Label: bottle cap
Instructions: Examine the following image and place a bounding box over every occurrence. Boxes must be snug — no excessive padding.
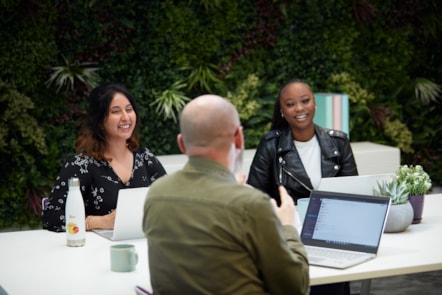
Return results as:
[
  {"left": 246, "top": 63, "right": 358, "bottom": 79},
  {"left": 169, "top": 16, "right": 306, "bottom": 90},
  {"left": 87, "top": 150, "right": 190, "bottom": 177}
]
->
[{"left": 68, "top": 177, "right": 80, "bottom": 187}]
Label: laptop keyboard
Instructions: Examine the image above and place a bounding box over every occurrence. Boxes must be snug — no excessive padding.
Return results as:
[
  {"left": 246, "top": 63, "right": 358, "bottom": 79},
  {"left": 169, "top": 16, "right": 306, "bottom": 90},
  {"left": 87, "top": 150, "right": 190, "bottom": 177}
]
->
[{"left": 307, "top": 247, "right": 367, "bottom": 261}]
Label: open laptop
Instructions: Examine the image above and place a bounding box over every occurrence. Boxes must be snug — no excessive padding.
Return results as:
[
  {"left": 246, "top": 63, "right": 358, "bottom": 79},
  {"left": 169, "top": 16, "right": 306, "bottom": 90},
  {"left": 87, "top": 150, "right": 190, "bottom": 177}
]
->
[
  {"left": 318, "top": 173, "right": 393, "bottom": 195},
  {"left": 300, "top": 190, "right": 390, "bottom": 269},
  {"left": 93, "top": 187, "right": 149, "bottom": 241}
]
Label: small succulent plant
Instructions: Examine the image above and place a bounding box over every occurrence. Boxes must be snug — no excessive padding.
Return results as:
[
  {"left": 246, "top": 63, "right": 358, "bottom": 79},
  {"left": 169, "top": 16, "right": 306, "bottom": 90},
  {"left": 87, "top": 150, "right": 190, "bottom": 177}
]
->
[{"left": 373, "top": 179, "right": 409, "bottom": 205}]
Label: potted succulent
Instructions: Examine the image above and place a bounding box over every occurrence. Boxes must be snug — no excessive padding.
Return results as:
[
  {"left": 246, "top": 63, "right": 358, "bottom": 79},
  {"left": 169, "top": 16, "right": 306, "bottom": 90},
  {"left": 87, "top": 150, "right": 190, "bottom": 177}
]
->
[
  {"left": 373, "top": 179, "right": 413, "bottom": 233},
  {"left": 393, "top": 165, "right": 432, "bottom": 224}
]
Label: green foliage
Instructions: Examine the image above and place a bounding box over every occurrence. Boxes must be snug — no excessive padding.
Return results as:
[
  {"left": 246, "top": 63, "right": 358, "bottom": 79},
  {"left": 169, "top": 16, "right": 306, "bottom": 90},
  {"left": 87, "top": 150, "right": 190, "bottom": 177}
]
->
[
  {"left": 1, "top": 0, "right": 441, "bottom": 229},
  {"left": 225, "top": 73, "right": 268, "bottom": 148},
  {"left": 226, "top": 74, "right": 261, "bottom": 122},
  {"left": 0, "top": 160, "right": 52, "bottom": 229},
  {"left": 413, "top": 78, "right": 442, "bottom": 105},
  {"left": 267, "top": 0, "right": 357, "bottom": 88},
  {"left": 327, "top": 72, "right": 415, "bottom": 153},
  {"left": 181, "top": 64, "right": 223, "bottom": 93},
  {"left": 46, "top": 55, "right": 101, "bottom": 93},
  {"left": 352, "top": 28, "right": 414, "bottom": 93},
  {"left": 151, "top": 81, "right": 190, "bottom": 122},
  {"left": 0, "top": 81, "right": 47, "bottom": 155},
  {"left": 328, "top": 72, "right": 375, "bottom": 105},
  {"left": 0, "top": 82, "right": 51, "bottom": 229},
  {"left": 0, "top": 0, "right": 57, "bottom": 93},
  {"left": 384, "top": 118, "right": 413, "bottom": 154},
  {"left": 190, "top": 0, "right": 224, "bottom": 11},
  {"left": 400, "top": 100, "right": 442, "bottom": 186}
]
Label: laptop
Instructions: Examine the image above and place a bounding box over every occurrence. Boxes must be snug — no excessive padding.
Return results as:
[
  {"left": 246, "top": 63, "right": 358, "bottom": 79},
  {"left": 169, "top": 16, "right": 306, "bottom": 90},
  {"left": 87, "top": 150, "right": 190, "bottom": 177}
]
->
[
  {"left": 318, "top": 173, "right": 393, "bottom": 195},
  {"left": 93, "top": 187, "right": 149, "bottom": 241},
  {"left": 300, "top": 190, "right": 391, "bottom": 269}
]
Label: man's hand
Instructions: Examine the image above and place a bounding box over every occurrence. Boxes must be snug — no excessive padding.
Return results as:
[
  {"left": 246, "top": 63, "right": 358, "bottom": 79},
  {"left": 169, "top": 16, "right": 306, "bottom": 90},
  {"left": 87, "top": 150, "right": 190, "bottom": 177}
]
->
[
  {"left": 235, "top": 173, "right": 247, "bottom": 185},
  {"left": 270, "top": 186, "right": 301, "bottom": 229}
]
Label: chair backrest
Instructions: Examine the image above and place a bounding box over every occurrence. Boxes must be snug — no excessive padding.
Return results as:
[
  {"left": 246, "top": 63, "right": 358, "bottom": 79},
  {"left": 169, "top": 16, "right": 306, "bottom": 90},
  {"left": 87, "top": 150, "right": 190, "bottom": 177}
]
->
[{"left": 41, "top": 197, "right": 48, "bottom": 214}]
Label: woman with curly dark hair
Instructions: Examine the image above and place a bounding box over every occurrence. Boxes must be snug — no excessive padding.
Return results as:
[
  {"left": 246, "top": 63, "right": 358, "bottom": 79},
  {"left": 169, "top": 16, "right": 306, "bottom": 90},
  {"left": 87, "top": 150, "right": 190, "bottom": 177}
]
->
[{"left": 43, "top": 82, "right": 166, "bottom": 232}]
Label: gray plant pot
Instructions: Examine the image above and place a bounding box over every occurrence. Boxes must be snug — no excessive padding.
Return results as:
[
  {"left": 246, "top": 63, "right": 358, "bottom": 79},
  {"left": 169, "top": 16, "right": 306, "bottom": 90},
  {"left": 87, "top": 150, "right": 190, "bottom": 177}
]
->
[{"left": 384, "top": 201, "right": 414, "bottom": 233}]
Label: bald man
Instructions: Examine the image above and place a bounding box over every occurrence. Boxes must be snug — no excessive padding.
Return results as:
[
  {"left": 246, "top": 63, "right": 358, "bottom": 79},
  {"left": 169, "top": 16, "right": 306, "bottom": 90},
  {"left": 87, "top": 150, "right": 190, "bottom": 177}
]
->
[{"left": 143, "top": 95, "right": 309, "bottom": 295}]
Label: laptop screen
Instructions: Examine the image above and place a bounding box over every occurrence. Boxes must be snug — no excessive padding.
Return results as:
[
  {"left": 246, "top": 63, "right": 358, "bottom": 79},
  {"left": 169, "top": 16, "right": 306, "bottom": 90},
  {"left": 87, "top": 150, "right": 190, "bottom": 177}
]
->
[{"left": 301, "top": 190, "right": 390, "bottom": 254}]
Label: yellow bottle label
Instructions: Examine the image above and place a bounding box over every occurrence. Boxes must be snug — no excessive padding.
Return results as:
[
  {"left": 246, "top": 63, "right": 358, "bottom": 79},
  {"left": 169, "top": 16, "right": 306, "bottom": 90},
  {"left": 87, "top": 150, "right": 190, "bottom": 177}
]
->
[{"left": 67, "top": 221, "right": 80, "bottom": 235}]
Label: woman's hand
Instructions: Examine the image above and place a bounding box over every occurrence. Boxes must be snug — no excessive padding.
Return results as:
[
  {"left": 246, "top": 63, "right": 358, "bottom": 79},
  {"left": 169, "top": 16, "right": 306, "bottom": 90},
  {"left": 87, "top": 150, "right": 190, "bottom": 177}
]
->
[{"left": 86, "top": 210, "right": 116, "bottom": 231}]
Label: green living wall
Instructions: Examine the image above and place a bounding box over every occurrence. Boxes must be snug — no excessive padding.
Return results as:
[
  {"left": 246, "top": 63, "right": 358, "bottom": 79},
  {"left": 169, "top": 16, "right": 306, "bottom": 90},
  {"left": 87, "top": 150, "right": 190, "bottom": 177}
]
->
[{"left": 1, "top": 0, "right": 441, "bottom": 229}]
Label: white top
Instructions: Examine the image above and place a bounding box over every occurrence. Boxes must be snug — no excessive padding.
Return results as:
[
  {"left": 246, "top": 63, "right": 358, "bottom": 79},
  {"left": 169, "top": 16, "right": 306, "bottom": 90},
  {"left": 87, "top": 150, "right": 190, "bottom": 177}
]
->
[{"left": 294, "top": 135, "right": 322, "bottom": 189}]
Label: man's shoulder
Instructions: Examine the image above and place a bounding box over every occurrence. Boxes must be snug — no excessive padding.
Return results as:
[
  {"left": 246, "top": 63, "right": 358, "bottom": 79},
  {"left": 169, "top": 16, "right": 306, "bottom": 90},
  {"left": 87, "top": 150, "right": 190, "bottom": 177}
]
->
[
  {"left": 234, "top": 183, "right": 267, "bottom": 195},
  {"left": 229, "top": 184, "right": 272, "bottom": 207},
  {"left": 149, "top": 171, "right": 180, "bottom": 187}
]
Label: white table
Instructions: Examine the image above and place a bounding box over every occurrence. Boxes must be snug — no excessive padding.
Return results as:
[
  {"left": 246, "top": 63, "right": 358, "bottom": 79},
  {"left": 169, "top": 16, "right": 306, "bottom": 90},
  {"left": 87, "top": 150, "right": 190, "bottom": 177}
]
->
[
  {"left": 310, "top": 193, "right": 442, "bottom": 286},
  {"left": 0, "top": 230, "right": 151, "bottom": 295},
  {"left": 1, "top": 194, "right": 441, "bottom": 295}
]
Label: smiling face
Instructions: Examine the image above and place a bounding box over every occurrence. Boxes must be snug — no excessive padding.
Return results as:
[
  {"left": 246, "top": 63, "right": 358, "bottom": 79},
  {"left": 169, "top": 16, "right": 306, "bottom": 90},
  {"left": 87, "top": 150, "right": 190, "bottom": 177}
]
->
[
  {"left": 279, "top": 82, "right": 316, "bottom": 139},
  {"left": 103, "top": 92, "right": 137, "bottom": 142}
]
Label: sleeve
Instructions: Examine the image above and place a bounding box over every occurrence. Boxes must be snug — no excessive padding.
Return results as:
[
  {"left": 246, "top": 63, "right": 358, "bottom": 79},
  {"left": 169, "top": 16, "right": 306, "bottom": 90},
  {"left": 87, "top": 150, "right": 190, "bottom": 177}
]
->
[
  {"left": 137, "top": 148, "right": 167, "bottom": 184},
  {"left": 247, "top": 137, "right": 276, "bottom": 197},
  {"left": 244, "top": 196, "right": 310, "bottom": 295},
  {"left": 42, "top": 155, "right": 91, "bottom": 232},
  {"left": 148, "top": 153, "right": 167, "bottom": 181}
]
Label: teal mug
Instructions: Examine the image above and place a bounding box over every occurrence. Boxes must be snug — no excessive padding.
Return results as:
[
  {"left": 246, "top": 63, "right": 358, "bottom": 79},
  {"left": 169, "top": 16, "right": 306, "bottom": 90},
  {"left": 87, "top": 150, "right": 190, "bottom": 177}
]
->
[{"left": 110, "top": 244, "right": 138, "bottom": 272}]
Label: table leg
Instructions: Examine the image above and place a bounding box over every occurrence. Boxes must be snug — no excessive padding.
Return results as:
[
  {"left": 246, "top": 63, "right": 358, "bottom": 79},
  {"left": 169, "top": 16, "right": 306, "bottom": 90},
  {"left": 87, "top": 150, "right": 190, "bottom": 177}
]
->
[{"left": 360, "top": 279, "right": 372, "bottom": 295}]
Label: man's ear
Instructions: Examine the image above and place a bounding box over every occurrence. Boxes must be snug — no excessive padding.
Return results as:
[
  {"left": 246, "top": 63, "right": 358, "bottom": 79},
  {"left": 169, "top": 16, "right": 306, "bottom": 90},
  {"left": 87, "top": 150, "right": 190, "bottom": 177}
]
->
[
  {"left": 177, "top": 134, "right": 186, "bottom": 154},
  {"left": 234, "top": 126, "right": 244, "bottom": 150}
]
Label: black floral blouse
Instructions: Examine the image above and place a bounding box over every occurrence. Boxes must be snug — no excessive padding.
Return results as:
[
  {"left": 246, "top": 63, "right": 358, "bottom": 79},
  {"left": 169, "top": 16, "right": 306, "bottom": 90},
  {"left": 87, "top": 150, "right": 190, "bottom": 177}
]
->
[{"left": 42, "top": 147, "right": 167, "bottom": 232}]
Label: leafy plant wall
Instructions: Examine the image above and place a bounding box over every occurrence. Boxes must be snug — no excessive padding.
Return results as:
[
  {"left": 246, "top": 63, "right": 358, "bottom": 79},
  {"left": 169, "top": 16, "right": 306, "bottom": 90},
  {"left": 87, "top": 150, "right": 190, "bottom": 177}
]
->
[{"left": 1, "top": 0, "right": 441, "bottom": 229}]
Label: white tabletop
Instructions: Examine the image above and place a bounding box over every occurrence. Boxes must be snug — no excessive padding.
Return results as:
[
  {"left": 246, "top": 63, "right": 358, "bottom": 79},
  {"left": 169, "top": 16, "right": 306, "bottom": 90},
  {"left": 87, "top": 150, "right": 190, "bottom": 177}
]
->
[
  {"left": 1, "top": 194, "right": 441, "bottom": 295},
  {"left": 310, "top": 193, "right": 442, "bottom": 285},
  {"left": 0, "top": 230, "right": 151, "bottom": 295}
]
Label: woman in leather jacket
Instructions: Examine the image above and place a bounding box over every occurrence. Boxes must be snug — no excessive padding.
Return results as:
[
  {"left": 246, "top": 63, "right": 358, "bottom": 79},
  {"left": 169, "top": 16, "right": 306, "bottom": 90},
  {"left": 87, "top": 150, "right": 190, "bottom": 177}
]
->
[
  {"left": 248, "top": 79, "right": 358, "bottom": 204},
  {"left": 247, "top": 78, "right": 357, "bottom": 295}
]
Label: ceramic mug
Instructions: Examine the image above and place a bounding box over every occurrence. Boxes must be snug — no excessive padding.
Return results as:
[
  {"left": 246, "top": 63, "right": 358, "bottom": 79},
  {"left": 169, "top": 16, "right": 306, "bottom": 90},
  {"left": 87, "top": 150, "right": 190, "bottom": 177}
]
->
[{"left": 110, "top": 244, "right": 138, "bottom": 272}]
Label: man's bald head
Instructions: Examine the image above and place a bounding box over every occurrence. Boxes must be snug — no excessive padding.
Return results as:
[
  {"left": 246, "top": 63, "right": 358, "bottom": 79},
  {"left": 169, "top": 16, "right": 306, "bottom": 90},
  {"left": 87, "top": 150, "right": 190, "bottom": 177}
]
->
[{"left": 179, "top": 95, "right": 240, "bottom": 152}]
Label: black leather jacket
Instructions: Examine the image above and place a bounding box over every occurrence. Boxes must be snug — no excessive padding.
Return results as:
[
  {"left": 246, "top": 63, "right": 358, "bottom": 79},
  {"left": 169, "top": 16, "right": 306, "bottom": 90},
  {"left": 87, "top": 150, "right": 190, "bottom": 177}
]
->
[{"left": 247, "top": 125, "right": 358, "bottom": 204}]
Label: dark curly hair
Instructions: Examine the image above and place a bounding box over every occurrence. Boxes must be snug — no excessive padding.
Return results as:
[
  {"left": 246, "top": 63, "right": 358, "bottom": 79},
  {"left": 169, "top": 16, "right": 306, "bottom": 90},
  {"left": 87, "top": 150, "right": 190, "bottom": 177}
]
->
[{"left": 75, "top": 82, "right": 141, "bottom": 161}]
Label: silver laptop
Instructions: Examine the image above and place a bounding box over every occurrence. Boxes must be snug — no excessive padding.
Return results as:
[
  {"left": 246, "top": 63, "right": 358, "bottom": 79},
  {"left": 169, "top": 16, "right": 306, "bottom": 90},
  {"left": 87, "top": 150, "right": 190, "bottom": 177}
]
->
[
  {"left": 318, "top": 173, "right": 393, "bottom": 195},
  {"left": 93, "top": 187, "right": 149, "bottom": 241},
  {"left": 300, "top": 190, "right": 390, "bottom": 269}
]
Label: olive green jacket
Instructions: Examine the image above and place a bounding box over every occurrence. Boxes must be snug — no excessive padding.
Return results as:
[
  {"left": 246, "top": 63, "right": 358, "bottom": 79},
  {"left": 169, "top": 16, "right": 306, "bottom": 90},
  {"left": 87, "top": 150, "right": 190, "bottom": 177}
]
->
[{"left": 143, "top": 156, "right": 309, "bottom": 295}]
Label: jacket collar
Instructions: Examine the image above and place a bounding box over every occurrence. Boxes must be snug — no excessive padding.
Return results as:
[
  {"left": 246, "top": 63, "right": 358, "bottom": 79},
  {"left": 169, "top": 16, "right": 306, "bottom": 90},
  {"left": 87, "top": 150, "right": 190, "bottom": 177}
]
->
[{"left": 276, "top": 125, "right": 341, "bottom": 159}]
